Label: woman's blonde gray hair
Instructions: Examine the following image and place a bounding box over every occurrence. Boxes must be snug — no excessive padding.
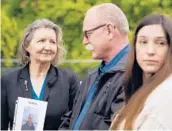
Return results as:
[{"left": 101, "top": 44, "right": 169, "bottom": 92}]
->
[{"left": 19, "top": 19, "right": 66, "bottom": 65}]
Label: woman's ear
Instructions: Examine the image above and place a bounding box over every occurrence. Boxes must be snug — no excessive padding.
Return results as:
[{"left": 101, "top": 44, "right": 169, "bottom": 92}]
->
[
  {"left": 24, "top": 44, "right": 31, "bottom": 53},
  {"left": 24, "top": 47, "right": 29, "bottom": 55},
  {"left": 24, "top": 47, "right": 28, "bottom": 52}
]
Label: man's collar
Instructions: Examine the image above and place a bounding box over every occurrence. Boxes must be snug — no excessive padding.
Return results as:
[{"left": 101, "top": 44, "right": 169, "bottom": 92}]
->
[
  {"left": 89, "top": 44, "right": 130, "bottom": 75},
  {"left": 99, "top": 44, "right": 130, "bottom": 73}
]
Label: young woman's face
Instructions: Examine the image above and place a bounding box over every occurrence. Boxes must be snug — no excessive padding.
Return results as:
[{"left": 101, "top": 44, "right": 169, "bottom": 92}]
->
[
  {"left": 136, "top": 24, "right": 169, "bottom": 75},
  {"left": 26, "top": 28, "right": 57, "bottom": 64}
]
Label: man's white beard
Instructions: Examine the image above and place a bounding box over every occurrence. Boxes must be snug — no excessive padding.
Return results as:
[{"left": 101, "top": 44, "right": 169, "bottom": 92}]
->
[{"left": 86, "top": 44, "right": 94, "bottom": 51}]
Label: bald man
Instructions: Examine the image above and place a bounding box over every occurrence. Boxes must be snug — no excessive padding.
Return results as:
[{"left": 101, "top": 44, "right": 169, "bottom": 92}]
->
[{"left": 60, "top": 3, "right": 130, "bottom": 130}]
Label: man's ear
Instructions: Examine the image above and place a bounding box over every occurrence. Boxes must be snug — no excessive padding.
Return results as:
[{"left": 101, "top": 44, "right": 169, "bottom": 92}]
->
[{"left": 107, "top": 25, "right": 115, "bottom": 40}]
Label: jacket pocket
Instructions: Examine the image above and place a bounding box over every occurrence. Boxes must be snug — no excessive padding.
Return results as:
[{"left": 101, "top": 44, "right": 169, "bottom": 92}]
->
[{"left": 80, "top": 112, "right": 110, "bottom": 130}]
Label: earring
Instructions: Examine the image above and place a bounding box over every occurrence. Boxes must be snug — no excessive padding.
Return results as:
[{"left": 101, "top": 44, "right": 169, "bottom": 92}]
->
[{"left": 25, "top": 55, "right": 30, "bottom": 65}]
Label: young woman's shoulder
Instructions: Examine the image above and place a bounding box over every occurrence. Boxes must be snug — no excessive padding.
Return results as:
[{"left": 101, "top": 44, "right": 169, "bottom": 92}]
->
[
  {"left": 147, "top": 74, "right": 172, "bottom": 105},
  {"left": 135, "top": 75, "right": 172, "bottom": 130}
]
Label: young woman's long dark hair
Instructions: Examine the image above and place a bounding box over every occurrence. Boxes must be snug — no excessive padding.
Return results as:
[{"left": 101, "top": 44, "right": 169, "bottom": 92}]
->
[{"left": 111, "top": 14, "right": 172, "bottom": 130}]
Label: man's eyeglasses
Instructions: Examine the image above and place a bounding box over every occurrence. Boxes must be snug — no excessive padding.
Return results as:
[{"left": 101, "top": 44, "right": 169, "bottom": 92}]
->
[{"left": 83, "top": 24, "right": 106, "bottom": 39}]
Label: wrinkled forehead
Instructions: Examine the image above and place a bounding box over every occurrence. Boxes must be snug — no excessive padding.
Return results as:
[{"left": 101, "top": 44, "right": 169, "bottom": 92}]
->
[
  {"left": 83, "top": 10, "right": 103, "bottom": 31},
  {"left": 32, "top": 27, "right": 57, "bottom": 39}
]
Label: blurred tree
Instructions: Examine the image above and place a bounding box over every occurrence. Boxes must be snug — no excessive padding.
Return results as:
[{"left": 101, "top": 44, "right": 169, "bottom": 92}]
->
[
  {"left": 1, "top": 8, "right": 20, "bottom": 67},
  {"left": 1, "top": 0, "right": 172, "bottom": 77}
]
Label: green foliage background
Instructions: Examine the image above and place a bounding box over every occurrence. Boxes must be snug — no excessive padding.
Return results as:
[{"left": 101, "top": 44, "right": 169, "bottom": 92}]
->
[{"left": 1, "top": 0, "right": 172, "bottom": 78}]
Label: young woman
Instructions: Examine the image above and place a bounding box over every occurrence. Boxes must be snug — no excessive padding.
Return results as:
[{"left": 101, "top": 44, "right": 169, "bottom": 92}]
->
[
  {"left": 1, "top": 19, "right": 79, "bottom": 130},
  {"left": 110, "top": 14, "right": 172, "bottom": 130}
]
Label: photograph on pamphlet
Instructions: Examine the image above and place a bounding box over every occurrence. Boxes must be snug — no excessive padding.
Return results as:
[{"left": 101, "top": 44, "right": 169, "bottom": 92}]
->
[{"left": 13, "top": 97, "right": 47, "bottom": 130}]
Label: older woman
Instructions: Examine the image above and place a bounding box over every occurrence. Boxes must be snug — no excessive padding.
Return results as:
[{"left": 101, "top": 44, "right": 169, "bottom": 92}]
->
[
  {"left": 110, "top": 14, "right": 172, "bottom": 130},
  {"left": 1, "top": 19, "right": 79, "bottom": 130}
]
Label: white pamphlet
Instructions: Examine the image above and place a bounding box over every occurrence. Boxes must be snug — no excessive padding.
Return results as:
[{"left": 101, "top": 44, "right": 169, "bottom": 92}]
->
[{"left": 13, "top": 97, "right": 47, "bottom": 131}]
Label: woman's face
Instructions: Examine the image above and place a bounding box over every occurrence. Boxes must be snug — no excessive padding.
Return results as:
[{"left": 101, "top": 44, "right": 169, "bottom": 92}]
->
[
  {"left": 26, "top": 28, "right": 57, "bottom": 64},
  {"left": 136, "top": 24, "right": 169, "bottom": 75}
]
